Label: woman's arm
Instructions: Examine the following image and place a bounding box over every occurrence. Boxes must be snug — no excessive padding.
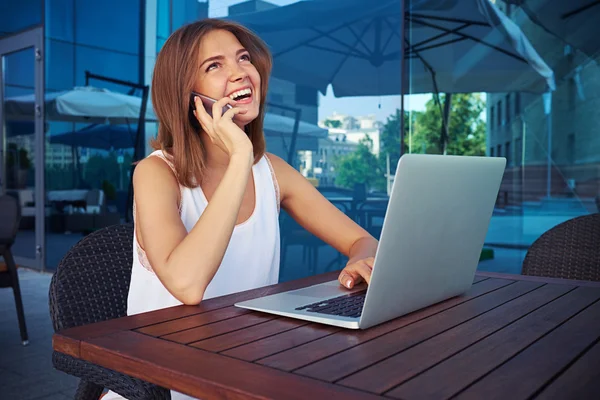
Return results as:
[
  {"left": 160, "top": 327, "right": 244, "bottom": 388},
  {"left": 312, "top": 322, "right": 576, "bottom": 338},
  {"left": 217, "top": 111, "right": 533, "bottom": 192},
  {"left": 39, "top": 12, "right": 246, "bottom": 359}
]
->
[
  {"left": 134, "top": 150, "right": 254, "bottom": 305},
  {"left": 268, "top": 153, "right": 378, "bottom": 288}
]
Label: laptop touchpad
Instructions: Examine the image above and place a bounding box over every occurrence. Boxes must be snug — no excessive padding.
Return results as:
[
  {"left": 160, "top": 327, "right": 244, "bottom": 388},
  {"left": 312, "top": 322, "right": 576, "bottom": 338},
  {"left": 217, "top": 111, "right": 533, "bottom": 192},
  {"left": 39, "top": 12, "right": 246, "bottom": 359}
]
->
[{"left": 289, "top": 283, "right": 360, "bottom": 298}]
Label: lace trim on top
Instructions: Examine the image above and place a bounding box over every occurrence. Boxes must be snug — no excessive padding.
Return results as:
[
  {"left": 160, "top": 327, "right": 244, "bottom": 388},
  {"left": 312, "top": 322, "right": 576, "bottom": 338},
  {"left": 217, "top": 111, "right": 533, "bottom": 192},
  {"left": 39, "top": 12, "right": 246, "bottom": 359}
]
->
[
  {"left": 264, "top": 154, "right": 281, "bottom": 213},
  {"left": 133, "top": 152, "right": 183, "bottom": 273}
]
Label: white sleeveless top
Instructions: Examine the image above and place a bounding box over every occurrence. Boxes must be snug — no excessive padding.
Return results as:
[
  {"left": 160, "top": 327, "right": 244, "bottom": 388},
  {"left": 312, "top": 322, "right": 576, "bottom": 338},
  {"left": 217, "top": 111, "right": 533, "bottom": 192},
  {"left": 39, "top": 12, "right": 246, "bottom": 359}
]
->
[{"left": 126, "top": 150, "right": 281, "bottom": 316}]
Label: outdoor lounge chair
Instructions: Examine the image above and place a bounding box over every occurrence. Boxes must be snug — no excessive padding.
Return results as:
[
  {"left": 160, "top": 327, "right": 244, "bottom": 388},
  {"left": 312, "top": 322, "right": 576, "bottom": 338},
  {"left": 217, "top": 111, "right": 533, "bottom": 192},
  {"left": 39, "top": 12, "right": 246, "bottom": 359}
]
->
[
  {"left": 49, "top": 223, "right": 170, "bottom": 399},
  {"left": 521, "top": 213, "right": 600, "bottom": 281},
  {"left": 0, "top": 194, "right": 29, "bottom": 345}
]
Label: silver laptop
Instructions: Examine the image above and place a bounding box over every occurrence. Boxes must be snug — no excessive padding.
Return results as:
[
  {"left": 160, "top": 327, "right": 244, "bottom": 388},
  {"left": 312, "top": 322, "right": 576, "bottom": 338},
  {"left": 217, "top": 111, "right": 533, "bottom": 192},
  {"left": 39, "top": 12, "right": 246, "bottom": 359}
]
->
[{"left": 235, "top": 154, "right": 507, "bottom": 329}]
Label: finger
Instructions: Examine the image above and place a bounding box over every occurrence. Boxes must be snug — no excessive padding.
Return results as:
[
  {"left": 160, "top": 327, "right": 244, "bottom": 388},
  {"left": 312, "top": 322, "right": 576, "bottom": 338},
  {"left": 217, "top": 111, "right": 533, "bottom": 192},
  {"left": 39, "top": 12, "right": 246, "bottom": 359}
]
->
[
  {"left": 350, "top": 261, "right": 372, "bottom": 285},
  {"left": 338, "top": 271, "right": 356, "bottom": 289},
  {"left": 212, "top": 97, "right": 238, "bottom": 122},
  {"left": 364, "top": 257, "right": 375, "bottom": 269},
  {"left": 344, "top": 261, "right": 373, "bottom": 288},
  {"left": 193, "top": 97, "right": 213, "bottom": 130},
  {"left": 220, "top": 106, "right": 248, "bottom": 121},
  {"left": 339, "top": 262, "right": 371, "bottom": 289}
]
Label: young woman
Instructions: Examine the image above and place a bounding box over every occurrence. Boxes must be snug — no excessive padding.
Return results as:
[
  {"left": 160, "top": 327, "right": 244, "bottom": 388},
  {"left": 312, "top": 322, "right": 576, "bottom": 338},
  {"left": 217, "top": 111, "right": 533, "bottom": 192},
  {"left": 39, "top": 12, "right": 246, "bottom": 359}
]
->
[{"left": 102, "top": 18, "right": 378, "bottom": 399}]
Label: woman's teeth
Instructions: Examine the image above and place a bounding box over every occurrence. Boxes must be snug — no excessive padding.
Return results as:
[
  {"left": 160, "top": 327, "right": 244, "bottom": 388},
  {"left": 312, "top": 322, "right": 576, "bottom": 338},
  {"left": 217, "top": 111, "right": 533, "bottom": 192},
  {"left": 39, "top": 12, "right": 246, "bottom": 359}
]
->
[{"left": 229, "top": 88, "right": 252, "bottom": 100}]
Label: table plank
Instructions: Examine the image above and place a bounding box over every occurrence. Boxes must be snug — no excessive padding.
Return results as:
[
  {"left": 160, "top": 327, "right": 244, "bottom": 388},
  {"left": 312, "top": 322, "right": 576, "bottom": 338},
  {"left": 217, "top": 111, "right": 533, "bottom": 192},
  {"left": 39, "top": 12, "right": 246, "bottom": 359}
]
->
[
  {"left": 536, "top": 338, "right": 600, "bottom": 400},
  {"left": 257, "top": 277, "right": 512, "bottom": 371},
  {"left": 294, "top": 280, "right": 541, "bottom": 382},
  {"left": 339, "top": 283, "right": 575, "bottom": 394},
  {"left": 80, "top": 331, "right": 381, "bottom": 400},
  {"left": 222, "top": 323, "right": 342, "bottom": 361},
  {"left": 453, "top": 295, "right": 600, "bottom": 400},
  {"left": 135, "top": 306, "right": 249, "bottom": 337},
  {"left": 191, "top": 317, "right": 309, "bottom": 352},
  {"left": 162, "top": 313, "right": 277, "bottom": 344},
  {"left": 387, "top": 286, "right": 600, "bottom": 400},
  {"left": 53, "top": 270, "right": 341, "bottom": 353}
]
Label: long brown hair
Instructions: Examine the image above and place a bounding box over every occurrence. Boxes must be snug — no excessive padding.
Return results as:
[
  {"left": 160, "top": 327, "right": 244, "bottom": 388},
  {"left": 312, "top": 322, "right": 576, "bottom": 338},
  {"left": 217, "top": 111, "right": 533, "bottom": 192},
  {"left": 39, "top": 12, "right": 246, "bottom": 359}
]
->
[{"left": 150, "top": 19, "right": 272, "bottom": 187}]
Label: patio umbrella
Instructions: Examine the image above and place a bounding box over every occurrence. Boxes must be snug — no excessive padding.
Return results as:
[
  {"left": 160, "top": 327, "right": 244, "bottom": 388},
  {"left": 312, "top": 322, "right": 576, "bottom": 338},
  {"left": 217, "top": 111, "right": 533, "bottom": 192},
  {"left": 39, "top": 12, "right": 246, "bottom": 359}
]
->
[
  {"left": 227, "top": 0, "right": 555, "bottom": 155},
  {"left": 227, "top": 0, "right": 555, "bottom": 97},
  {"left": 48, "top": 124, "right": 137, "bottom": 150},
  {"left": 504, "top": 0, "right": 600, "bottom": 58},
  {"left": 4, "top": 86, "right": 156, "bottom": 124}
]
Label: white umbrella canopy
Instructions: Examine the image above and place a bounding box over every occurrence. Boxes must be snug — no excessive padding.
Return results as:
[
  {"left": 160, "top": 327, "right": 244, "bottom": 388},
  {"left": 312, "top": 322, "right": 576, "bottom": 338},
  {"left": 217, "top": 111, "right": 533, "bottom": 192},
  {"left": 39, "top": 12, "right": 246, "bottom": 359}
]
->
[
  {"left": 4, "top": 86, "right": 157, "bottom": 124},
  {"left": 227, "top": 0, "right": 555, "bottom": 97},
  {"left": 504, "top": 0, "right": 600, "bottom": 58}
]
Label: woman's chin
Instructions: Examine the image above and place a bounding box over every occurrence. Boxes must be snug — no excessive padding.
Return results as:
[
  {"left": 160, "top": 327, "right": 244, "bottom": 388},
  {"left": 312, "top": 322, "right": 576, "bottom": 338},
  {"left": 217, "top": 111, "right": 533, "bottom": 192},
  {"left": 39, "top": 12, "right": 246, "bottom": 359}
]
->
[{"left": 235, "top": 110, "right": 260, "bottom": 126}]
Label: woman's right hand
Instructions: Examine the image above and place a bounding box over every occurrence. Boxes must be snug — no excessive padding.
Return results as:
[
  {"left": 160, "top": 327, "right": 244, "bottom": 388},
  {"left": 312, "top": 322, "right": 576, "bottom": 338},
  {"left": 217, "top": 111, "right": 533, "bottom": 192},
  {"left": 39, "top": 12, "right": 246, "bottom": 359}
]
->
[{"left": 192, "top": 96, "right": 253, "bottom": 157}]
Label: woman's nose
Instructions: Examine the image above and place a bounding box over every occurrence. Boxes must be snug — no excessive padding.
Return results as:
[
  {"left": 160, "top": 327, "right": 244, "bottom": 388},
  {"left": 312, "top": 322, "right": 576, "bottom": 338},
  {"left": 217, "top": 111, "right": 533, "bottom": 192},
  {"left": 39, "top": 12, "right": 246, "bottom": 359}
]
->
[{"left": 229, "top": 64, "right": 247, "bottom": 82}]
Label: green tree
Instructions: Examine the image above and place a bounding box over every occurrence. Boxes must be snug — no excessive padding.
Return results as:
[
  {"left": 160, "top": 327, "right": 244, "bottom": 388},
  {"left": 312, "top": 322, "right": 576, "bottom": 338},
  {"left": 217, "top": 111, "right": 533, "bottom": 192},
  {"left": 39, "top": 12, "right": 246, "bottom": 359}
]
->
[
  {"left": 324, "top": 119, "right": 342, "bottom": 128},
  {"left": 376, "top": 109, "right": 416, "bottom": 191},
  {"left": 411, "top": 93, "right": 486, "bottom": 156},
  {"left": 335, "top": 136, "right": 383, "bottom": 190}
]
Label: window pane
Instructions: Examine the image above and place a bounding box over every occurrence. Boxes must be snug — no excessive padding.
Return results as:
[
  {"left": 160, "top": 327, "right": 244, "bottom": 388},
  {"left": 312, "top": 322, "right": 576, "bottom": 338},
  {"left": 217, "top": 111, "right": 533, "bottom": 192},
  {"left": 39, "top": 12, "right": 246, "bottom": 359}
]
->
[
  {"left": 157, "top": 0, "right": 170, "bottom": 39},
  {"left": 74, "top": 45, "right": 138, "bottom": 90},
  {"left": 405, "top": 0, "right": 600, "bottom": 277},
  {"left": 0, "top": 0, "right": 42, "bottom": 38},
  {"left": 74, "top": 0, "right": 139, "bottom": 54},
  {"left": 46, "top": 0, "right": 74, "bottom": 41},
  {"left": 172, "top": 0, "right": 208, "bottom": 31},
  {"left": 46, "top": 38, "right": 74, "bottom": 91}
]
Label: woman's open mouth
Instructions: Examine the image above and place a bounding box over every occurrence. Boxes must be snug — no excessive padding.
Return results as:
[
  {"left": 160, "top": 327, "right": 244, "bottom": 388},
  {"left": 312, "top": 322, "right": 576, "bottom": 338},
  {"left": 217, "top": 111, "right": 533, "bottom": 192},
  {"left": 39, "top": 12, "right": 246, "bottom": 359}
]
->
[{"left": 228, "top": 87, "right": 253, "bottom": 104}]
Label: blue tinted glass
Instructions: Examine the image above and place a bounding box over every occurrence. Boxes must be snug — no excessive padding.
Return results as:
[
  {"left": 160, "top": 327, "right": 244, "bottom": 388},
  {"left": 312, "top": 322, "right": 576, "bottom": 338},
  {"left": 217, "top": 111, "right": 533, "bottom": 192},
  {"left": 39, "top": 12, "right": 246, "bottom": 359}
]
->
[
  {"left": 157, "top": 0, "right": 170, "bottom": 39},
  {"left": 171, "top": 0, "right": 208, "bottom": 31},
  {"left": 156, "top": 37, "right": 167, "bottom": 54},
  {"left": 4, "top": 48, "right": 35, "bottom": 89},
  {"left": 0, "top": 0, "right": 42, "bottom": 38},
  {"left": 45, "top": 0, "right": 74, "bottom": 41},
  {"left": 74, "top": 45, "right": 139, "bottom": 91},
  {"left": 74, "top": 0, "right": 139, "bottom": 54},
  {"left": 46, "top": 38, "right": 74, "bottom": 91}
]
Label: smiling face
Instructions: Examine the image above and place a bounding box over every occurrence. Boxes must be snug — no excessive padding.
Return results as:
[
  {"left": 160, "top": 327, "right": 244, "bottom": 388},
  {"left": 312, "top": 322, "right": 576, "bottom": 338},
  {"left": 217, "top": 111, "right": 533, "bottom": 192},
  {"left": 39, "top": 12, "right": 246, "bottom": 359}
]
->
[{"left": 194, "top": 29, "right": 261, "bottom": 126}]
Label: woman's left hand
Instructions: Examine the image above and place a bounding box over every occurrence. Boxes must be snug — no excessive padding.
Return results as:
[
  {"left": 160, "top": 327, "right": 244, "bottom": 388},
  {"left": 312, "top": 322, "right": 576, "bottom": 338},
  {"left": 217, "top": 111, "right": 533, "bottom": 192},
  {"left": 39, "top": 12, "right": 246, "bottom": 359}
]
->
[{"left": 338, "top": 257, "right": 374, "bottom": 289}]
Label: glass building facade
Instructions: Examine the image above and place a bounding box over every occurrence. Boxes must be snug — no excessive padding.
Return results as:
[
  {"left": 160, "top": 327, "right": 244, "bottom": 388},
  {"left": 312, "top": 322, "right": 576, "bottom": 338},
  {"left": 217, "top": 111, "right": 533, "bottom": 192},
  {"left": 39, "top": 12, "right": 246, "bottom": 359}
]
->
[{"left": 1, "top": 0, "right": 598, "bottom": 282}]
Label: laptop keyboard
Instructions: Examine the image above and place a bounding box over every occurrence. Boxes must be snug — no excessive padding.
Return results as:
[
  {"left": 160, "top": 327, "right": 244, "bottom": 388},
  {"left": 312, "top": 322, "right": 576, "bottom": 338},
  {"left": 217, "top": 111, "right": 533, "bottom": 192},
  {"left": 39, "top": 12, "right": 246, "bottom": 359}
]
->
[{"left": 294, "top": 290, "right": 366, "bottom": 318}]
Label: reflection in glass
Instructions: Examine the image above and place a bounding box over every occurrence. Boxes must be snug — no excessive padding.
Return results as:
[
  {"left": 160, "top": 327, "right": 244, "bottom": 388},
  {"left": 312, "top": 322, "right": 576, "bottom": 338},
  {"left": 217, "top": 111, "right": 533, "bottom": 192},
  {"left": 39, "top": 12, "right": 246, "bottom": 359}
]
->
[{"left": 2, "top": 48, "right": 37, "bottom": 264}]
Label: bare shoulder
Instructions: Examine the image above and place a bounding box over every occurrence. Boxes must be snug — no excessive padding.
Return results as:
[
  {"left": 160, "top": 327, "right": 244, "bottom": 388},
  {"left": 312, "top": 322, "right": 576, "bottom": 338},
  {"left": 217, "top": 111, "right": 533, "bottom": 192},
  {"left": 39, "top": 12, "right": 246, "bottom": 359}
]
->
[
  {"left": 133, "top": 155, "right": 180, "bottom": 203},
  {"left": 133, "top": 156, "right": 178, "bottom": 186},
  {"left": 265, "top": 152, "right": 295, "bottom": 176},
  {"left": 265, "top": 152, "right": 312, "bottom": 203}
]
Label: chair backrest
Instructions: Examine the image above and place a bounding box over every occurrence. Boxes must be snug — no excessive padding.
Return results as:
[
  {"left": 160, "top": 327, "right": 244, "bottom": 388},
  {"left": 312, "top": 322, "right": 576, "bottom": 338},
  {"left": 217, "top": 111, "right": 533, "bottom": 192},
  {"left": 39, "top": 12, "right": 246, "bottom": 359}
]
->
[
  {"left": 49, "top": 223, "right": 134, "bottom": 332},
  {"left": 0, "top": 194, "right": 21, "bottom": 246},
  {"left": 521, "top": 213, "right": 600, "bottom": 282}
]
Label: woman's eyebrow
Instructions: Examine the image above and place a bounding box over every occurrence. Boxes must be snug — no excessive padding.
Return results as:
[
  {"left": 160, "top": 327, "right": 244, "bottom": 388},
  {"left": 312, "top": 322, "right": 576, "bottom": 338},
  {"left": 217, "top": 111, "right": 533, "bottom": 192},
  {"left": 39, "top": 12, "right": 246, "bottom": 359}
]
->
[{"left": 200, "top": 49, "right": 248, "bottom": 67}]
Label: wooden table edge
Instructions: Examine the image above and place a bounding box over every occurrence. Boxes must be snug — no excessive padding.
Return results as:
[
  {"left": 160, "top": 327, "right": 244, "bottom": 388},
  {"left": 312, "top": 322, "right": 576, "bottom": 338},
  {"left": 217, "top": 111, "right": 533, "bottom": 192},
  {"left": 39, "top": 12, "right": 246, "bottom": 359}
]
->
[
  {"left": 476, "top": 271, "right": 600, "bottom": 287},
  {"left": 77, "top": 330, "right": 382, "bottom": 400}
]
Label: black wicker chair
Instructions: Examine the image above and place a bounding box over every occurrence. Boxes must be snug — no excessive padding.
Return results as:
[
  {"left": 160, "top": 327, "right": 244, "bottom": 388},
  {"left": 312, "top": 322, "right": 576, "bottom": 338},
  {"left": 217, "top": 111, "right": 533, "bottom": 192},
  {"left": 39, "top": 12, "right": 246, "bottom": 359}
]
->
[
  {"left": 49, "top": 223, "right": 170, "bottom": 400},
  {"left": 521, "top": 213, "right": 600, "bottom": 282},
  {"left": 0, "top": 194, "right": 29, "bottom": 345}
]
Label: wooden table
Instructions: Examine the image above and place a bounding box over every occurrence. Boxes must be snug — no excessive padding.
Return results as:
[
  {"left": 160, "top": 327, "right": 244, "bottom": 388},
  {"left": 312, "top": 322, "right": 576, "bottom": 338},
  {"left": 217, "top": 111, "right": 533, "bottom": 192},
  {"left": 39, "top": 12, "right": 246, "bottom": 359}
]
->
[{"left": 53, "top": 271, "right": 600, "bottom": 400}]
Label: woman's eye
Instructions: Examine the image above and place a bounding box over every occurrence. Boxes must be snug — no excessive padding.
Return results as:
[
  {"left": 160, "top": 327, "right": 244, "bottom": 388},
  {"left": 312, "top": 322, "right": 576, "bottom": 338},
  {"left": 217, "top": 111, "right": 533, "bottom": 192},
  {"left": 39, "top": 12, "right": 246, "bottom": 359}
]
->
[
  {"left": 240, "top": 54, "right": 251, "bottom": 62},
  {"left": 206, "top": 62, "right": 219, "bottom": 72}
]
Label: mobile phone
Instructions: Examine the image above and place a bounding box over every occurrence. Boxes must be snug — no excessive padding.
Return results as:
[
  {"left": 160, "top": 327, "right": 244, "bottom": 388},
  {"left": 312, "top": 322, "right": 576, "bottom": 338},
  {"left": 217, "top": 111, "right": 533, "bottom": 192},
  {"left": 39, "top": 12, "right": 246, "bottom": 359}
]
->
[{"left": 190, "top": 91, "right": 232, "bottom": 117}]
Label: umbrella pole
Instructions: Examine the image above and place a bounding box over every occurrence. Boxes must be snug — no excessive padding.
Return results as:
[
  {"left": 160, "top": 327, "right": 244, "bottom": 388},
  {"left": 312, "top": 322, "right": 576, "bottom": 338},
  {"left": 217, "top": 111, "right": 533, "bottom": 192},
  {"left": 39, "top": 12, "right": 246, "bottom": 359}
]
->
[
  {"left": 126, "top": 85, "right": 150, "bottom": 222},
  {"left": 441, "top": 93, "right": 452, "bottom": 155}
]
